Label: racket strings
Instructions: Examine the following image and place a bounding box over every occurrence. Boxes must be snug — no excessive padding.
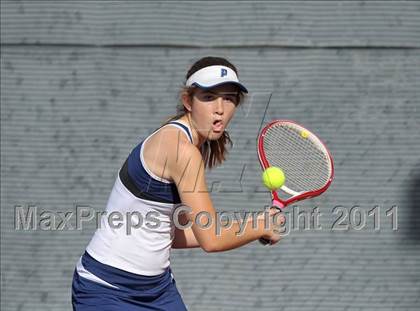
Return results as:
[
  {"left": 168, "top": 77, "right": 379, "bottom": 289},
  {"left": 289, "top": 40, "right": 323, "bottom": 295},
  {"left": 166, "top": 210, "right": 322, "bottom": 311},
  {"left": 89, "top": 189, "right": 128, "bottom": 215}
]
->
[{"left": 263, "top": 125, "right": 331, "bottom": 193}]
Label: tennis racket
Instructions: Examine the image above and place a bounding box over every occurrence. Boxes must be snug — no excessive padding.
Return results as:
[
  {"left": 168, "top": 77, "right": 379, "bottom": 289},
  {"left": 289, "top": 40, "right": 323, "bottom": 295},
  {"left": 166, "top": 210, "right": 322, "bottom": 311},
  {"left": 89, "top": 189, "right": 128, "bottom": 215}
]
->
[{"left": 258, "top": 120, "right": 334, "bottom": 245}]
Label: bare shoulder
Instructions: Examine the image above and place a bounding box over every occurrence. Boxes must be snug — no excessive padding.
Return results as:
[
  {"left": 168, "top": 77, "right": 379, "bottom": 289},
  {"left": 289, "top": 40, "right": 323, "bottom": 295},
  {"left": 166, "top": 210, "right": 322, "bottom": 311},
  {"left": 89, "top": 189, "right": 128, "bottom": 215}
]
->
[
  {"left": 165, "top": 131, "right": 202, "bottom": 174},
  {"left": 142, "top": 124, "right": 200, "bottom": 181},
  {"left": 168, "top": 139, "right": 206, "bottom": 194},
  {"left": 152, "top": 124, "right": 197, "bottom": 157}
]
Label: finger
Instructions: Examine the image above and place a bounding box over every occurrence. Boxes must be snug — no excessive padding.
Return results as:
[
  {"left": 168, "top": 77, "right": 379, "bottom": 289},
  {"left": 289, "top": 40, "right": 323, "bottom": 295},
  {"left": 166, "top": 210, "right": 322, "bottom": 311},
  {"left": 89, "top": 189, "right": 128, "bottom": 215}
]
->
[
  {"left": 269, "top": 207, "right": 281, "bottom": 217},
  {"left": 270, "top": 206, "right": 282, "bottom": 213},
  {"left": 273, "top": 211, "right": 286, "bottom": 225}
]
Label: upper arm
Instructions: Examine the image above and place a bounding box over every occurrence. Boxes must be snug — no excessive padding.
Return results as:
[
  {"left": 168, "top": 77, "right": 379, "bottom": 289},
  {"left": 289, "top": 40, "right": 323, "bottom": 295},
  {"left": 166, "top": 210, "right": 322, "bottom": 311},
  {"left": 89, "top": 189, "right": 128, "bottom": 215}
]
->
[{"left": 168, "top": 142, "right": 217, "bottom": 251}]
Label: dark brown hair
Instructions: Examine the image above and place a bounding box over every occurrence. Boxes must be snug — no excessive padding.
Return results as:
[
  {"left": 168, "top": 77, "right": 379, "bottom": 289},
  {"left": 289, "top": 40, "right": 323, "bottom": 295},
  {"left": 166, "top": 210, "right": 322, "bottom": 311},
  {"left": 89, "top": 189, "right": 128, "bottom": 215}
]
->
[{"left": 165, "top": 56, "right": 246, "bottom": 169}]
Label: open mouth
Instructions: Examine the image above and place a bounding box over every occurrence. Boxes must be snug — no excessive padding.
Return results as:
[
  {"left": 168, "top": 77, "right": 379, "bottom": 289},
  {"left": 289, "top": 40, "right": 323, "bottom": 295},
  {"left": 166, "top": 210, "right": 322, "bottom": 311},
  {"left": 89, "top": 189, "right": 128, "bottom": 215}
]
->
[{"left": 212, "top": 120, "right": 223, "bottom": 132}]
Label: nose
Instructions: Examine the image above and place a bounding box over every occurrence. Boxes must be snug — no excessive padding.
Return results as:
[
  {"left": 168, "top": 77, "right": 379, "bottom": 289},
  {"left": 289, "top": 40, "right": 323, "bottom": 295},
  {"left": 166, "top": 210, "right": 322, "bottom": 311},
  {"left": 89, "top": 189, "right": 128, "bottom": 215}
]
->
[{"left": 215, "top": 97, "right": 224, "bottom": 115}]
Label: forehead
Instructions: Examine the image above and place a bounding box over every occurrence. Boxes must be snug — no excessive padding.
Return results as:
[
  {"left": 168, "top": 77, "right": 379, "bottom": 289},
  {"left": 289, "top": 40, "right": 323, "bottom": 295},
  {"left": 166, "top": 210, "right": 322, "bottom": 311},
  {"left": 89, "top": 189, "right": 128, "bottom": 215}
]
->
[{"left": 197, "top": 83, "right": 240, "bottom": 94}]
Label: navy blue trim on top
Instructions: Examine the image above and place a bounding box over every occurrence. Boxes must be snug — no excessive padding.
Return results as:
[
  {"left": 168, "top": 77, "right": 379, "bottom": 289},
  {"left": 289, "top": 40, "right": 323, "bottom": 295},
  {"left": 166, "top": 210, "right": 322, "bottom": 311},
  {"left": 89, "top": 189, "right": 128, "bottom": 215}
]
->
[
  {"left": 119, "top": 141, "right": 181, "bottom": 204},
  {"left": 119, "top": 158, "right": 179, "bottom": 204},
  {"left": 167, "top": 121, "right": 193, "bottom": 143},
  {"left": 118, "top": 121, "right": 193, "bottom": 205}
]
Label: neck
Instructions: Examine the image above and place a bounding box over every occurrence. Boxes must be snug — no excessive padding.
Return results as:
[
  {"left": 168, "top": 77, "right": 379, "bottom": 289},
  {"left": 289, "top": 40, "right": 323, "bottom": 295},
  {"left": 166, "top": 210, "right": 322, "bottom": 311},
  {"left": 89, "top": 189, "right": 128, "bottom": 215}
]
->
[{"left": 179, "top": 114, "right": 207, "bottom": 148}]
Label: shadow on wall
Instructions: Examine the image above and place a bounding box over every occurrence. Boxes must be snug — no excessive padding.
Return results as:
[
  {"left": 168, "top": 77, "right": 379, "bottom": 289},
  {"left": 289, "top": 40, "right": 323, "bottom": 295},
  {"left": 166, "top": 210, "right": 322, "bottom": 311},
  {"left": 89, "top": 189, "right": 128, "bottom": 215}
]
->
[{"left": 407, "top": 162, "right": 420, "bottom": 244}]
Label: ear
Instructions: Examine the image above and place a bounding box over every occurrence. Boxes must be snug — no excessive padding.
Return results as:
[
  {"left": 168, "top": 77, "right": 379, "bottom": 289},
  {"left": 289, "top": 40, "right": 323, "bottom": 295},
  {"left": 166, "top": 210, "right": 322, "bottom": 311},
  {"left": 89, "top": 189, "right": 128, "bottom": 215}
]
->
[{"left": 181, "top": 92, "right": 192, "bottom": 112}]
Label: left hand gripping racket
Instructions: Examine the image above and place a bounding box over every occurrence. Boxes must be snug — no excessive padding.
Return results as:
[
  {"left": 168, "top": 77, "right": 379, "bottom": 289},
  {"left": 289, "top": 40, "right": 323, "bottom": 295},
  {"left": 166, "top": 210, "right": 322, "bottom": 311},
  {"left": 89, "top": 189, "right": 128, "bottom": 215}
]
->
[{"left": 258, "top": 120, "right": 334, "bottom": 245}]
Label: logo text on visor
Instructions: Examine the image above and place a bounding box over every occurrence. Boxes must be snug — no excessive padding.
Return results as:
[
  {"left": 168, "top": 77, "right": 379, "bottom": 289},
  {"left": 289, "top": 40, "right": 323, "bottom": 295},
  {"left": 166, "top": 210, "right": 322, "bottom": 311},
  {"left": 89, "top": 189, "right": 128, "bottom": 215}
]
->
[{"left": 184, "top": 65, "right": 248, "bottom": 93}]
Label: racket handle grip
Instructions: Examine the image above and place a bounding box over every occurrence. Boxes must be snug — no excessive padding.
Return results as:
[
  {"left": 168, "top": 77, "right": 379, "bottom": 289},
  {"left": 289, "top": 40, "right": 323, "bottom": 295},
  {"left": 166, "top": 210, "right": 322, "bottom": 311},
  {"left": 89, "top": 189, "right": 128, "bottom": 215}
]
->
[
  {"left": 259, "top": 237, "right": 271, "bottom": 245},
  {"left": 258, "top": 204, "right": 284, "bottom": 246}
]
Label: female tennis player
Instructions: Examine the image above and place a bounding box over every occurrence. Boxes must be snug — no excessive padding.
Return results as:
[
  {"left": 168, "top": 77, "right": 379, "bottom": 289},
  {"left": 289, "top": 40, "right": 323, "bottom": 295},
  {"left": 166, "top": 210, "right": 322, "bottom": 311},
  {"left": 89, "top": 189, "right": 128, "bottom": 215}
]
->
[{"left": 72, "top": 56, "right": 284, "bottom": 310}]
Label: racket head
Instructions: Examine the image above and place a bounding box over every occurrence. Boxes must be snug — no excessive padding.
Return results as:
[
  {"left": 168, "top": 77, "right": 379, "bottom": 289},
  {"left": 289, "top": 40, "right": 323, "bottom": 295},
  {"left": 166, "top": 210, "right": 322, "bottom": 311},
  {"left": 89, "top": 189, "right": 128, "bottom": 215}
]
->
[{"left": 258, "top": 120, "right": 334, "bottom": 208}]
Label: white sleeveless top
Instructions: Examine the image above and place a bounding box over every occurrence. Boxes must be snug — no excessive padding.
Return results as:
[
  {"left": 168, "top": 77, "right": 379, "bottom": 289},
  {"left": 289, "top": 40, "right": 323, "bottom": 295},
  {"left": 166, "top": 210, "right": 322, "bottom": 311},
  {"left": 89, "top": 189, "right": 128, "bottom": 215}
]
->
[{"left": 84, "top": 121, "right": 193, "bottom": 276}]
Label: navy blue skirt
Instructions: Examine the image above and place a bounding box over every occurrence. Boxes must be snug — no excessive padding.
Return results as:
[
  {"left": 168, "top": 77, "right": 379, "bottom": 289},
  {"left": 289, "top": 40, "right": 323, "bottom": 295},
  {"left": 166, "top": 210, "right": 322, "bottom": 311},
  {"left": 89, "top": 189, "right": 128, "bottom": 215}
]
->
[{"left": 72, "top": 252, "right": 187, "bottom": 310}]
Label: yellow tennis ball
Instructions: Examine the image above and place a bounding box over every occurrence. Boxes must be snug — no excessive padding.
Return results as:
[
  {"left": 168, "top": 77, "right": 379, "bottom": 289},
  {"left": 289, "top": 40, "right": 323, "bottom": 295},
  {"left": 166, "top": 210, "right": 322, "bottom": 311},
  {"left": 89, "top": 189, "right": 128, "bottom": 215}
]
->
[
  {"left": 301, "top": 130, "right": 309, "bottom": 138},
  {"left": 262, "top": 167, "right": 285, "bottom": 190}
]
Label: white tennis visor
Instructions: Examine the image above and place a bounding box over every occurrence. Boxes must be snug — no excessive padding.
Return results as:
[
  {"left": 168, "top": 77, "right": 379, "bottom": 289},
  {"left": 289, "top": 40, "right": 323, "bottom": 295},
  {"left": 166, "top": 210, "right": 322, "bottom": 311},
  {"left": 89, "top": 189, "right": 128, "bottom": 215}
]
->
[{"left": 185, "top": 65, "right": 248, "bottom": 93}]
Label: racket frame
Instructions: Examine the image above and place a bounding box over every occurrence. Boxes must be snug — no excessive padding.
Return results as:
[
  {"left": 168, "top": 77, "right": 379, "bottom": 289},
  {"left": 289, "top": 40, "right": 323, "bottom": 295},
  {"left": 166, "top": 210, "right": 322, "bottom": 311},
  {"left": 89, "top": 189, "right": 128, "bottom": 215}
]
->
[{"left": 257, "top": 119, "right": 334, "bottom": 209}]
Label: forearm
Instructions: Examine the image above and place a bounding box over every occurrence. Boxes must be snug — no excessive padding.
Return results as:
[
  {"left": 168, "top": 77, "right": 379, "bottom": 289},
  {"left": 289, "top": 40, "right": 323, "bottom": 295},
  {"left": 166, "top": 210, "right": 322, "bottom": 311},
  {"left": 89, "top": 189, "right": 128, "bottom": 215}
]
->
[
  {"left": 213, "top": 217, "right": 266, "bottom": 251},
  {"left": 192, "top": 213, "right": 268, "bottom": 252}
]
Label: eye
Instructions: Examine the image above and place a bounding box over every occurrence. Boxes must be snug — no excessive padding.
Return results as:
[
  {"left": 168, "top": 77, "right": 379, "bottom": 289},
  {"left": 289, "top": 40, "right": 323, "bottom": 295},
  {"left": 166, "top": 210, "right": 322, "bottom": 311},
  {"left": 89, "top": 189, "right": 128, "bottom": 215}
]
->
[
  {"left": 201, "top": 93, "right": 216, "bottom": 101},
  {"left": 223, "top": 95, "right": 239, "bottom": 105},
  {"left": 223, "top": 95, "right": 235, "bottom": 102},
  {"left": 204, "top": 95, "right": 215, "bottom": 101}
]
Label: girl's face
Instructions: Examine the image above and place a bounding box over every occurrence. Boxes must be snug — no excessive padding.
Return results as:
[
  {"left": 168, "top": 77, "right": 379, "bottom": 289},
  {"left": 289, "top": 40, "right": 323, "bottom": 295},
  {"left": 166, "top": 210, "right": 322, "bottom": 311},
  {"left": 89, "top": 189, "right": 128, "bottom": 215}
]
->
[{"left": 183, "top": 84, "right": 240, "bottom": 142}]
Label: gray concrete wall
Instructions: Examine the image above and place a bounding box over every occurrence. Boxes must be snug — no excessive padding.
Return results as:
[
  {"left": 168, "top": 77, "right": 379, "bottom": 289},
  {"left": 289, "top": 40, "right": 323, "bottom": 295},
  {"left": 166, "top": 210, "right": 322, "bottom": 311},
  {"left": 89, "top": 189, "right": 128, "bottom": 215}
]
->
[{"left": 1, "top": 1, "right": 420, "bottom": 310}]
